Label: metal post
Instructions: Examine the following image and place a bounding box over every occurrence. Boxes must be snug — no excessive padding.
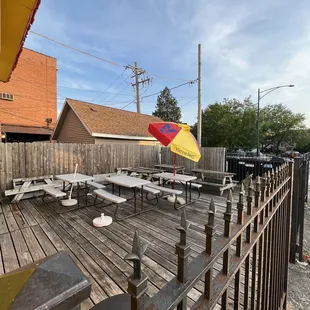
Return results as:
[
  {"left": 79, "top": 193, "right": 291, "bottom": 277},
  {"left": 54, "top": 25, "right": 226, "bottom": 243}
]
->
[
  {"left": 257, "top": 88, "right": 260, "bottom": 157},
  {"left": 197, "top": 44, "right": 202, "bottom": 146},
  {"left": 175, "top": 210, "right": 190, "bottom": 310}
]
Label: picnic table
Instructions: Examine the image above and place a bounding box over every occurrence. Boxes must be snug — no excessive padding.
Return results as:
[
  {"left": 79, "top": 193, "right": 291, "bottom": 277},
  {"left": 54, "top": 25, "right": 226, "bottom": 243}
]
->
[
  {"left": 192, "top": 169, "right": 237, "bottom": 196},
  {"left": 154, "top": 164, "right": 185, "bottom": 174},
  {"left": 56, "top": 173, "right": 94, "bottom": 209},
  {"left": 127, "top": 167, "right": 161, "bottom": 178},
  {"left": 104, "top": 175, "right": 153, "bottom": 220},
  {"left": 153, "top": 172, "right": 198, "bottom": 206},
  {"left": 4, "top": 175, "right": 61, "bottom": 202}
]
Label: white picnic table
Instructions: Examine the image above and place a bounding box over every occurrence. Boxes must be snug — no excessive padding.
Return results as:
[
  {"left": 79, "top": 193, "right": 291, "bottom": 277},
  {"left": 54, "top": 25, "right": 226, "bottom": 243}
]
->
[
  {"left": 152, "top": 172, "right": 198, "bottom": 204},
  {"left": 56, "top": 173, "right": 94, "bottom": 208},
  {"left": 104, "top": 175, "right": 152, "bottom": 217}
]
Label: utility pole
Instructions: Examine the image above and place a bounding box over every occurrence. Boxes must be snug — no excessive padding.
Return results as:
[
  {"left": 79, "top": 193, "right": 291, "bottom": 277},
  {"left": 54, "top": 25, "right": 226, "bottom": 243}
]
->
[
  {"left": 134, "top": 62, "right": 141, "bottom": 113},
  {"left": 197, "top": 44, "right": 202, "bottom": 147},
  {"left": 130, "top": 62, "right": 151, "bottom": 114}
]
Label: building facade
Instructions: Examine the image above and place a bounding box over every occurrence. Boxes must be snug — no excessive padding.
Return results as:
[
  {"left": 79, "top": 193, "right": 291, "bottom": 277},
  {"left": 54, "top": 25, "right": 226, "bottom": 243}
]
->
[
  {"left": 0, "top": 48, "right": 57, "bottom": 141},
  {"left": 53, "top": 99, "right": 162, "bottom": 145}
]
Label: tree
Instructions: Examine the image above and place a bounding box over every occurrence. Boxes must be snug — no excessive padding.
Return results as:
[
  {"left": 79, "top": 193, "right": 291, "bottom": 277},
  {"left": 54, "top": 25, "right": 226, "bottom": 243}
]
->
[
  {"left": 152, "top": 87, "right": 181, "bottom": 122},
  {"left": 191, "top": 97, "right": 257, "bottom": 148},
  {"left": 260, "top": 104, "right": 306, "bottom": 152}
]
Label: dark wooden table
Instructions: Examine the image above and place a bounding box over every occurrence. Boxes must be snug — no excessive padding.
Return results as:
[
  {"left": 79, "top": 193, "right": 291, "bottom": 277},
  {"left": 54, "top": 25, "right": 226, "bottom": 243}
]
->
[{"left": 154, "top": 164, "right": 185, "bottom": 174}]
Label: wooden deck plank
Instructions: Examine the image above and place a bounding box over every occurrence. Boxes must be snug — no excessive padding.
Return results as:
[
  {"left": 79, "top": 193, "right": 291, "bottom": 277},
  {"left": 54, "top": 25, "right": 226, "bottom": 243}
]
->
[
  {"left": 79, "top": 208, "right": 201, "bottom": 303},
  {"left": 31, "top": 225, "right": 57, "bottom": 257},
  {"left": 10, "top": 229, "right": 33, "bottom": 267},
  {"left": 17, "top": 200, "right": 38, "bottom": 226},
  {"left": 0, "top": 208, "right": 9, "bottom": 235},
  {"left": 2, "top": 203, "right": 19, "bottom": 232},
  {"left": 38, "top": 221, "right": 107, "bottom": 304},
  {"left": 27, "top": 199, "right": 109, "bottom": 305},
  {"left": 60, "top": 211, "right": 159, "bottom": 298},
  {"left": 74, "top": 210, "right": 170, "bottom": 291},
  {"left": 0, "top": 233, "right": 19, "bottom": 272},
  {"left": 29, "top": 200, "right": 124, "bottom": 298},
  {"left": 10, "top": 203, "right": 29, "bottom": 229},
  {"left": 81, "top": 298, "right": 94, "bottom": 310},
  {"left": 0, "top": 191, "right": 249, "bottom": 309},
  {"left": 21, "top": 227, "right": 46, "bottom": 261}
]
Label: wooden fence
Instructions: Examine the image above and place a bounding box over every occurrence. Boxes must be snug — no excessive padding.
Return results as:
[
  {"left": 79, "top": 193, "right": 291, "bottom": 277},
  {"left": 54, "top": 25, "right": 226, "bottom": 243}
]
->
[
  {"left": 0, "top": 143, "right": 226, "bottom": 193},
  {"left": 161, "top": 147, "right": 226, "bottom": 172}
]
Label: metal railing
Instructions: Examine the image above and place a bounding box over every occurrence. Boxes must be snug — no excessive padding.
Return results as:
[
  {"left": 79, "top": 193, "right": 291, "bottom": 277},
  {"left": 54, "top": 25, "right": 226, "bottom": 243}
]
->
[
  {"left": 97, "top": 163, "right": 293, "bottom": 309},
  {"left": 290, "top": 153, "right": 310, "bottom": 263}
]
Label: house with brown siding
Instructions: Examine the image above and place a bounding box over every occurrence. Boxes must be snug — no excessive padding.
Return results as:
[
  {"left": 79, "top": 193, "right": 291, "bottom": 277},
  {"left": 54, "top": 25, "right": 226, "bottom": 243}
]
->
[{"left": 52, "top": 99, "right": 162, "bottom": 145}]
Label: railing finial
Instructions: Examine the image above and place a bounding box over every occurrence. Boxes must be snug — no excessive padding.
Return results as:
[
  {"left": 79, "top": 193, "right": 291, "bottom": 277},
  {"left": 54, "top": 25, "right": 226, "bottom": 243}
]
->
[{"left": 125, "top": 231, "right": 148, "bottom": 310}]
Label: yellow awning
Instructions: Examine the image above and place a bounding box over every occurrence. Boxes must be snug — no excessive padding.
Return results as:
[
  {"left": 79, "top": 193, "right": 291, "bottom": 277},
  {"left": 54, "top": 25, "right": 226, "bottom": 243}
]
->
[{"left": 0, "top": 0, "right": 41, "bottom": 82}]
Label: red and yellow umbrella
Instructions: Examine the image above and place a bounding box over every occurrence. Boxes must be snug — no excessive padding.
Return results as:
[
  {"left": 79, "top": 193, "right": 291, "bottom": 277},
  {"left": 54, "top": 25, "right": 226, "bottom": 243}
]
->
[{"left": 148, "top": 122, "right": 201, "bottom": 164}]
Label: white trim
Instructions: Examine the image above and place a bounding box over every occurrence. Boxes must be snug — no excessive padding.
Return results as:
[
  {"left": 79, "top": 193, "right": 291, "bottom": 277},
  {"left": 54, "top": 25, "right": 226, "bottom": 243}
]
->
[{"left": 92, "top": 133, "right": 156, "bottom": 140}]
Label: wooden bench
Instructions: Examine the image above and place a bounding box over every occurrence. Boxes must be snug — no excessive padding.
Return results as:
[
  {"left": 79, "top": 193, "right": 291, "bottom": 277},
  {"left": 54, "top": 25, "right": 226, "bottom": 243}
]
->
[
  {"left": 195, "top": 180, "right": 236, "bottom": 196},
  {"left": 93, "top": 189, "right": 127, "bottom": 221},
  {"left": 42, "top": 186, "right": 67, "bottom": 202}
]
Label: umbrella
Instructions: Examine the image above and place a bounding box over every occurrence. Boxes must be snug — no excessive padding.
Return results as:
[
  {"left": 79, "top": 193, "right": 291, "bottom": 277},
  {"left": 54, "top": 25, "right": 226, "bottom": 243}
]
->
[
  {"left": 148, "top": 122, "right": 201, "bottom": 169},
  {"left": 148, "top": 122, "right": 201, "bottom": 203}
]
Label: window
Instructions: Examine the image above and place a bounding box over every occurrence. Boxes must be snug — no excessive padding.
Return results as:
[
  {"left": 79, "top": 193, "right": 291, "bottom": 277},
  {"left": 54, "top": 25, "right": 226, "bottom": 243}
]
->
[{"left": 0, "top": 93, "right": 14, "bottom": 101}]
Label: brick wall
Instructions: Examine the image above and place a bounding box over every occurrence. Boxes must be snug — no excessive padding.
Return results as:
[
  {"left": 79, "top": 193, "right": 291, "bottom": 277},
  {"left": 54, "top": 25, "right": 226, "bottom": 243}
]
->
[{"left": 0, "top": 48, "right": 57, "bottom": 128}]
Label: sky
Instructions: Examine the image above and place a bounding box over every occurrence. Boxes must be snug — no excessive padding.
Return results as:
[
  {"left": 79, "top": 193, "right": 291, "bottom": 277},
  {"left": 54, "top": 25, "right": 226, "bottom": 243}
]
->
[{"left": 25, "top": 0, "right": 310, "bottom": 126}]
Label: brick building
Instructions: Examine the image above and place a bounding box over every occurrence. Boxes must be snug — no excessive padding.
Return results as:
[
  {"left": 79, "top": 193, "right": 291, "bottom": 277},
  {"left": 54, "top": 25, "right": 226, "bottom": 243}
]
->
[{"left": 0, "top": 48, "right": 57, "bottom": 142}]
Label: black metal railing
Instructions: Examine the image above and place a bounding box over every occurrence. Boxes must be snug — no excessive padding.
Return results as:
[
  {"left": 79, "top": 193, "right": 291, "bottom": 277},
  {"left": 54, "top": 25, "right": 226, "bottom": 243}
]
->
[
  {"left": 96, "top": 163, "right": 293, "bottom": 309},
  {"left": 290, "top": 153, "right": 310, "bottom": 263}
]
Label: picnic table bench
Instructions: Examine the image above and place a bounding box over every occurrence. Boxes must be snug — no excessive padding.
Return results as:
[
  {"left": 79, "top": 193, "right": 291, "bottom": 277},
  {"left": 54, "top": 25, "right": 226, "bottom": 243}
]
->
[
  {"left": 4, "top": 175, "right": 62, "bottom": 202},
  {"left": 192, "top": 169, "right": 237, "bottom": 196}
]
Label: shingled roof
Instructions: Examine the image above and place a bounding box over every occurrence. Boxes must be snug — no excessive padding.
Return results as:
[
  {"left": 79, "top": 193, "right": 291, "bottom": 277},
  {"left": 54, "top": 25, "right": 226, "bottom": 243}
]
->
[{"left": 53, "top": 98, "right": 162, "bottom": 139}]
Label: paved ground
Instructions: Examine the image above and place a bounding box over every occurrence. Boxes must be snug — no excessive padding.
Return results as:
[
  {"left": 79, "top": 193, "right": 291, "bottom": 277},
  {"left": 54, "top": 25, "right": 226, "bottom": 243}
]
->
[{"left": 287, "top": 196, "right": 310, "bottom": 309}]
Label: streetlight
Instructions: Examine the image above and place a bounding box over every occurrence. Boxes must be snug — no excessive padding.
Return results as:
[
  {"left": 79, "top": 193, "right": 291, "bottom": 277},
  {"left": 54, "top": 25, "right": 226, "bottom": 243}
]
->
[{"left": 256, "top": 84, "right": 295, "bottom": 157}]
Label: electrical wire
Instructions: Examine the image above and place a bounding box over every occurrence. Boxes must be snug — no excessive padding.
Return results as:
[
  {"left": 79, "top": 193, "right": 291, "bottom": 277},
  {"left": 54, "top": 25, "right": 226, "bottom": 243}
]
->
[
  {"left": 30, "top": 31, "right": 125, "bottom": 68},
  {"left": 121, "top": 100, "right": 135, "bottom": 110},
  {"left": 29, "top": 31, "right": 193, "bottom": 82},
  {"left": 141, "top": 80, "right": 197, "bottom": 99},
  {"left": 180, "top": 96, "right": 198, "bottom": 107},
  {"left": 91, "top": 68, "right": 127, "bottom": 101}
]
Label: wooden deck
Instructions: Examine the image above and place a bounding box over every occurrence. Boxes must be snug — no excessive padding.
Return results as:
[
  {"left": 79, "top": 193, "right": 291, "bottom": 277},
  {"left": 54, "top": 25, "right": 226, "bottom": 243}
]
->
[{"left": 0, "top": 189, "right": 246, "bottom": 309}]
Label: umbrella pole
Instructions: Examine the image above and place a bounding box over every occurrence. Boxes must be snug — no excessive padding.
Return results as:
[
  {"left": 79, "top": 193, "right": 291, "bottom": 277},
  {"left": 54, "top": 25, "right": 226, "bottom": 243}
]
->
[{"left": 173, "top": 153, "right": 176, "bottom": 189}]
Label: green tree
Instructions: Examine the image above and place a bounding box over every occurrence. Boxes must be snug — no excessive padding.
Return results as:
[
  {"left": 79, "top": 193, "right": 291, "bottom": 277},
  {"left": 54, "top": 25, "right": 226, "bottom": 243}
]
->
[
  {"left": 260, "top": 104, "right": 306, "bottom": 151},
  {"left": 152, "top": 87, "right": 181, "bottom": 122},
  {"left": 192, "top": 97, "right": 257, "bottom": 148}
]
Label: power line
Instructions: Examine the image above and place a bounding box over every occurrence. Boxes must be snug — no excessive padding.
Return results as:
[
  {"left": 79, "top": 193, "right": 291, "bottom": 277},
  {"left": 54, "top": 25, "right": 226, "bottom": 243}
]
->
[
  {"left": 121, "top": 99, "right": 135, "bottom": 110},
  {"left": 91, "top": 68, "right": 127, "bottom": 101},
  {"left": 29, "top": 31, "right": 193, "bottom": 82},
  {"left": 100, "top": 72, "right": 132, "bottom": 101},
  {"left": 180, "top": 96, "right": 198, "bottom": 107},
  {"left": 13, "top": 76, "right": 134, "bottom": 96},
  {"left": 30, "top": 31, "right": 125, "bottom": 68},
  {"left": 141, "top": 80, "right": 197, "bottom": 99}
]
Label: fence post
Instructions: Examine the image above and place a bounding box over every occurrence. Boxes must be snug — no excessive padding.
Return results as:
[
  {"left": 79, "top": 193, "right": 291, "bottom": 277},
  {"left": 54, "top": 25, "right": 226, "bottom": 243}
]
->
[
  {"left": 235, "top": 185, "right": 245, "bottom": 308},
  {"left": 125, "top": 231, "right": 148, "bottom": 310},
  {"left": 205, "top": 199, "right": 216, "bottom": 301},
  {"left": 175, "top": 210, "right": 191, "bottom": 310},
  {"left": 290, "top": 158, "right": 301, "bottom": 263},
  {"left": 222, "top": 190, "right": 233, "bottom": 309}
]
